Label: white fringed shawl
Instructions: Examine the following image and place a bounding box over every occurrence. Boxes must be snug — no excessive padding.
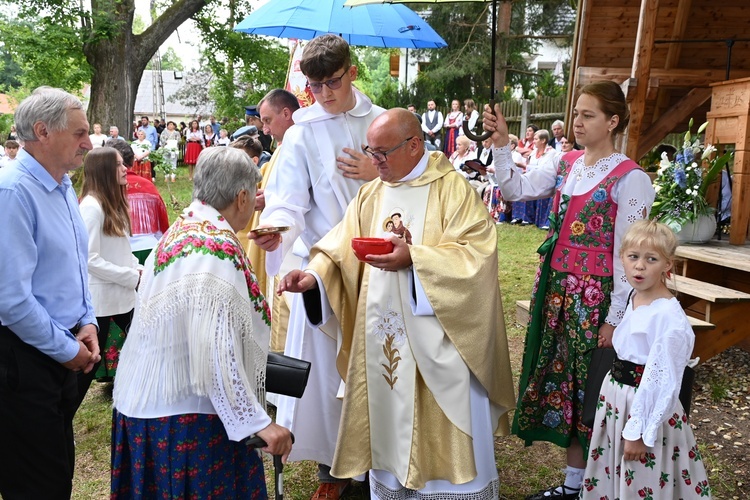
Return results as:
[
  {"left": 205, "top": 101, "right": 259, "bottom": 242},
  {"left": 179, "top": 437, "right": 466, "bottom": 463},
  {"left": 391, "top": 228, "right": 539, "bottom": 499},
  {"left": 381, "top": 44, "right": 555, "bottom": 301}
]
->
[{"left": 114, "top": 200, "right": 271, "bottom": 417}]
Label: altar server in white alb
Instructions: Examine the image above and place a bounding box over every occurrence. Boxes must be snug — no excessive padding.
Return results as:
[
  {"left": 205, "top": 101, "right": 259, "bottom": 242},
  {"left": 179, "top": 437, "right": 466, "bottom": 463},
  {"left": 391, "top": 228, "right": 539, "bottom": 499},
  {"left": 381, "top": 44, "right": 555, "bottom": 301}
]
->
[{"left": 250, "top": 34, "right": 385, "bottom": 499}]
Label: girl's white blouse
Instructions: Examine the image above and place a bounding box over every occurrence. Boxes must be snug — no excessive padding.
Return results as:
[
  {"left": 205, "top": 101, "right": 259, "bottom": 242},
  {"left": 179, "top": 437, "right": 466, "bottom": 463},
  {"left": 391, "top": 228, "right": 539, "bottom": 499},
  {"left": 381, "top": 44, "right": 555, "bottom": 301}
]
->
[{"left": 612, "top": 296, "right": 694, "bottom": 447}]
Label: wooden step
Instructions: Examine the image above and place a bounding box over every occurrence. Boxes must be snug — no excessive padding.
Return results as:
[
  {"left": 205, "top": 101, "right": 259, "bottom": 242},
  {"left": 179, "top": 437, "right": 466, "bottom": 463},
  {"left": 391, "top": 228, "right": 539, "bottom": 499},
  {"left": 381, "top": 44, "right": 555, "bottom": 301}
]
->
[
  {"left": 515, "top": 299, "right": 714, "bottom": 330},
  {"left": 668, "top": 275, "right": 750, "bottom": 303}
]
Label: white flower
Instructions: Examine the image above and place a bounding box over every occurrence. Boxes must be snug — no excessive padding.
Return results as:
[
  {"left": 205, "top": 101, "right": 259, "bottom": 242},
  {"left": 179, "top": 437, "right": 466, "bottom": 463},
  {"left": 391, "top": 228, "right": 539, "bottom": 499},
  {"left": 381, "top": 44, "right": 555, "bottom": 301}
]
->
[
  {"left": 702, "top": 144, "right": 716, "bottom": 160},
  {"left": 654, "top": 184, "right": 662, "bottom": 193},
  {"left": 658, "top": 153, "right": 671, "bottom": 173},
  {"left": 686, "top": 189, "right": 693, "bottom": 195}
]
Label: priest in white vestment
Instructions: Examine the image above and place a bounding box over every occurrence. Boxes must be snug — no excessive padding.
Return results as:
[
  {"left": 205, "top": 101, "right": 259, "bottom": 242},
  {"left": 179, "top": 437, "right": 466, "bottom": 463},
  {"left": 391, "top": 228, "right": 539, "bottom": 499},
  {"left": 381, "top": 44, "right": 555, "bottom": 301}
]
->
[
  {"left": 279, "top": 108, "right": 517, "bottom": 499},
  {"left": 250, "top": 35, "right": 385, "bottom": 497}
]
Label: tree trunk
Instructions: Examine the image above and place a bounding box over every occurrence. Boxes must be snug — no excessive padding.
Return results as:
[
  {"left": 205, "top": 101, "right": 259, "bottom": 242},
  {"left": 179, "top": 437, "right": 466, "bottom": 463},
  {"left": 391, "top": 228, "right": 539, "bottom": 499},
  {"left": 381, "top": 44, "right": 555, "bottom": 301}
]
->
[
  {"left": 495, "top": 0, "right": 512, "bottom": 95},
  {"left": 83, "top": 0, "right": 208, "bottom": 139}
]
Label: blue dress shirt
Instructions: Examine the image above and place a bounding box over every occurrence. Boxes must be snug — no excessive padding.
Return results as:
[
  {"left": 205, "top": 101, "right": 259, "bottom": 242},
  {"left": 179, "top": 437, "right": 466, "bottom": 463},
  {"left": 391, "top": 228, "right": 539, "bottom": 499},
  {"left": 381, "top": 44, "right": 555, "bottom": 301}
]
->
[
  {"left": 139, "top": 125, "right": 158, "bottom": 150},
  {"left": 0, "top": 149, "right": 97, "bottom": 363}
]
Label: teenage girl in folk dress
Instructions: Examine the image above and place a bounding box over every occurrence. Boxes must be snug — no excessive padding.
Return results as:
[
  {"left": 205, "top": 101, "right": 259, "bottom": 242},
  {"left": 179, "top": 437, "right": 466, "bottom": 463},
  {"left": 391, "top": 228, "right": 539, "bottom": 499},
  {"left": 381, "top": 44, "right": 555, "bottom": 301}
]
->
[
  {"left": 442, "top": 99, "right": 463, "bottom": 157},
  {"left": 581, "top": 219, "right": 711, "bottom": 499},
  {"left": 483, "top": 81, "right": 656, "bottom": 500}
]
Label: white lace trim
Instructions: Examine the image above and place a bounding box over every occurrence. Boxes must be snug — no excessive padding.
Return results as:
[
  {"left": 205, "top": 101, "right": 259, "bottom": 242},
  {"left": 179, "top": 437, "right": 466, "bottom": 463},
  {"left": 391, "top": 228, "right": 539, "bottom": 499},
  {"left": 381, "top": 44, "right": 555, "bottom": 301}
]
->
[
  {"left": 371, "top": 477, "right": 499, "bottom": 500},
  {"left": 114, "top": 272, "right": 267, "bottom": 415}
]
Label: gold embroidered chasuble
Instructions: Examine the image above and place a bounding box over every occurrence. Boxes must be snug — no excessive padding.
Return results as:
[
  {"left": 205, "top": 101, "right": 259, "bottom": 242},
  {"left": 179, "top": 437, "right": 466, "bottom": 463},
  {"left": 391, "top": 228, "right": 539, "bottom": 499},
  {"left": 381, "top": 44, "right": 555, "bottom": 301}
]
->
[
  {"left": 306, "top": 152, "right": 516, "bottom": 490},
  {"left": 237, "top": 147, "right": 289, "bottom": 352}
]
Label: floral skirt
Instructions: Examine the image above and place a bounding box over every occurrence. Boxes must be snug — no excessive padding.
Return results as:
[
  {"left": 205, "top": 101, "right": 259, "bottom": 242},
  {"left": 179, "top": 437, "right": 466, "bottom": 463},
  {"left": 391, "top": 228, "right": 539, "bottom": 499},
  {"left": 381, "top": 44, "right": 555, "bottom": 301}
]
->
[
  {"left": 535, "top": 197, "right": 553, "bottom": 228},
  {"left": 512, "top": 200, "right": 536, "bottom": 223},
  {"left": 133, "top": 160, "right": 152, "bottom": 180},
  {"left": 514, "top": 267, "right": 612, "bottom": 450},
  {"left": 443, "top": 128, "right": 460, "bottom": 157},
  {"left": 111, "top": 410, "right": 267, "bottom": 499},
  {"left": 581, "top": 374, "right": 712, "bottom": 499}
]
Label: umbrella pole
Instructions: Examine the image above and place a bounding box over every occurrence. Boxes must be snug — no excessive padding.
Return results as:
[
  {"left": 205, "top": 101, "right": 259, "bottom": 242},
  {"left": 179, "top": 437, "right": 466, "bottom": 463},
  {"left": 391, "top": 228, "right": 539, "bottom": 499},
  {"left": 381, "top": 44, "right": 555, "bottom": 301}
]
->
[
  {"left": 462, "top": 0, "right": 497, "bottom": 142},
  {"left": 490, "top": 0, "right": 497, "bottom": 100}
]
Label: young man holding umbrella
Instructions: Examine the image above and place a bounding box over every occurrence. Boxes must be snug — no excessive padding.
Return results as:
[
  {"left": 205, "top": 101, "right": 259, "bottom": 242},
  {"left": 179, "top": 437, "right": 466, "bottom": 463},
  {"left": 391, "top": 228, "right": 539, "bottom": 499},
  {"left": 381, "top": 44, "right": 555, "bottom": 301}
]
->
[{"left": 251, "top": 34, "right": 385, "bottom": 500}]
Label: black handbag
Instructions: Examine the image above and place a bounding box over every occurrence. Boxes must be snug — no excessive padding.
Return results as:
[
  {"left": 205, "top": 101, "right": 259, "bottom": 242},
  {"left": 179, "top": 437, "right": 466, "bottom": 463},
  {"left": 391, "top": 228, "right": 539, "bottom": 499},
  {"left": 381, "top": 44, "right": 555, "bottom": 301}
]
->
[
  {"left": 265, "top": 352, "right": 311, "bottom": 399},
  {"left": 581, "top": 347, "right": 617, "bottom": 427}
]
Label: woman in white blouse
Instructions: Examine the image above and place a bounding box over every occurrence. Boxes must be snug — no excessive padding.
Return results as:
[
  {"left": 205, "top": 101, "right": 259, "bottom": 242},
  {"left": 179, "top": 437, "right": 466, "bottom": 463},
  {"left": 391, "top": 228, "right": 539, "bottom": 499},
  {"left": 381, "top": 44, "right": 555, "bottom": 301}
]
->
[
  {"left": 75, "top": 147, "right": 141, "bottom": 412},
  {"left": 131, "top": 129, "right": 153, "bottom": 181},
  {"left": 484, "top": 81, "right": 655, "bottom": 500}
]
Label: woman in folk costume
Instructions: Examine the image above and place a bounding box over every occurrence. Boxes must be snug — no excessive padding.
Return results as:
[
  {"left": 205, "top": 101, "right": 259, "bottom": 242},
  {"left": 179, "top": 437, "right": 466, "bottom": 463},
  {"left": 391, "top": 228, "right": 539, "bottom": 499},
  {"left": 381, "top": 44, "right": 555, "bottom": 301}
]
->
[
  {"left": 75, "top": 146, "right": 141, "bottom": 412},
  {"left": 184, "top": 119, "right": 204, "bottom": 180},
  {"left": 463, "top": 98, "right": 480, "bottom": 135},
  {"left": 442, "top": 99, "right": 463, "bottom": 157},
  {"left": 581, "top": 219, "right": 711, "bottom": 499},
  {"left": 483, "top": 80, "right": 655, "bottom": 500},
  {"left": 131, "top": 129, "right": 153, "bottom": 181},
  {"left": 526, "top": 129, "right": 557, "bottom": 230},
  {"left": 111, "top": 147, "right": 293, "bottom": 498}
]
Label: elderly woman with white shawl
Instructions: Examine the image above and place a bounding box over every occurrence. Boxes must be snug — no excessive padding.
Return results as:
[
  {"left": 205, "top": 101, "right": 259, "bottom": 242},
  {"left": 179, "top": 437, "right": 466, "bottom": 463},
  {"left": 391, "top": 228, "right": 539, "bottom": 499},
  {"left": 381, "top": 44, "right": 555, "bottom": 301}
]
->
[{"left": 111, "top": 147, "right": 293, "bottom": 498}]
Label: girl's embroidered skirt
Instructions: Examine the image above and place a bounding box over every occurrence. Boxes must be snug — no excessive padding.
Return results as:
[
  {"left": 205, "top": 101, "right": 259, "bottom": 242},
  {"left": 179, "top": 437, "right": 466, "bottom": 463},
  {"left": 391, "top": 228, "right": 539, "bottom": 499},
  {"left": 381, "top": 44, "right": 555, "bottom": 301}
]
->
[
  {"left": 581, "top": 374, "right": 712, "bottom": 499},
  {"left": 111, "top": 410, "right": 267, "bottom": 499}
]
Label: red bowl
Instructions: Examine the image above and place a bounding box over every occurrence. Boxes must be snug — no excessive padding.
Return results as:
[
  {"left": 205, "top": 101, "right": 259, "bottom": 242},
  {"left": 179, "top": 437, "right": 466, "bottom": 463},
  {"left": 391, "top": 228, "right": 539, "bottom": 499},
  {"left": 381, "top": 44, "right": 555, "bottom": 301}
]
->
[{"left": 351, "top": 237, "right": 393, "bottom": 261}]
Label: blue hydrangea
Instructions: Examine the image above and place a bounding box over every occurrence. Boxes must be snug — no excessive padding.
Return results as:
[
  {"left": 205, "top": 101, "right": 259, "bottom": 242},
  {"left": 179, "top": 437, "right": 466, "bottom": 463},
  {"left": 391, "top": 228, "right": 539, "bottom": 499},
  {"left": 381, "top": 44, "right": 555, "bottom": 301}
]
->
[
  {"left": 683, "top": 148, "right": 694, "bottom": 164},
  {"left": 675, "top": 152, "right": 685, "bottom": 164},
  {"left": 592, "top": 188, "right": 607, "bottom": 202},
  {"left": 543, "top": 410, "right": 562, "bottom": 428},
  {"left": 673, "top": 167, "right": 687, "bottom": 188}
]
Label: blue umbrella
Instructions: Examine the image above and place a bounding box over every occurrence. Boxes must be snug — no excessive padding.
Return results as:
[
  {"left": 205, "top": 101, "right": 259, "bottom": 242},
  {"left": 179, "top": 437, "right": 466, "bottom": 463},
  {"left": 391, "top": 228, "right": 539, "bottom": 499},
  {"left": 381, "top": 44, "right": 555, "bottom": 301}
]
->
[{"left": 234, "top": 0, "right": 447, "bottom": 49}]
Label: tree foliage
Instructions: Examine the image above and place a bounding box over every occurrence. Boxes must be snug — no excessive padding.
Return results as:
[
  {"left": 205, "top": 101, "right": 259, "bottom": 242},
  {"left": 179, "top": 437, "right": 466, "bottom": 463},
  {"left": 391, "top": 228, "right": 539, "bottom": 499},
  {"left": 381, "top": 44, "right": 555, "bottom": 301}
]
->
[
  {"left": 380, "top": 0, "right": 575, "bottom": 108},
  {"left": 146, "top": 47, "right": 184, "bottom": 72},
  {"left": 192, "top": 0, "right": 289, "bottom": 120},
  {"left": 0, "top": 0, "right": 209, "bottom": 137}
]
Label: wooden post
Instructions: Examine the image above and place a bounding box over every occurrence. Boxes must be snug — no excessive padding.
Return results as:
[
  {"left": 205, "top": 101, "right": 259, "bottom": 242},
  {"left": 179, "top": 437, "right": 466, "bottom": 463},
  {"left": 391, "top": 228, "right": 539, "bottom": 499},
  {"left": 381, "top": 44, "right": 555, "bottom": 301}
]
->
[
  {"left": 705, "top": 77, "right": 750, "bottom": 244},
  {"left": 625, "top": 0, "right": 659, "bottom": 159}
]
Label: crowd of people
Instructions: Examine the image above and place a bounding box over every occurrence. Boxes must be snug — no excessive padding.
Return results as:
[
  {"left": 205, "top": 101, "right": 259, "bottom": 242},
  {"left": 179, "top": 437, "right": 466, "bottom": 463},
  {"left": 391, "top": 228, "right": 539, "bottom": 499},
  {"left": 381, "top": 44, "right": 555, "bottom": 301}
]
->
[{"left": 0, "top": 32, "right": 712, "bottom": 500}]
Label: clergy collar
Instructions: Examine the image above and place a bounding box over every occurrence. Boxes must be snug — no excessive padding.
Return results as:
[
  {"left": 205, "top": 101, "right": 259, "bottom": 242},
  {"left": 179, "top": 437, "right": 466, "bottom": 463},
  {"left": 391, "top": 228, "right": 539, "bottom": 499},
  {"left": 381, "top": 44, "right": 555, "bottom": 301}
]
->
[
  {"left": 292, "top": 88, "right": 374, "bottom": 125},
  {"left": 397, "top": 149, "right": 429, "bottom": 182}
]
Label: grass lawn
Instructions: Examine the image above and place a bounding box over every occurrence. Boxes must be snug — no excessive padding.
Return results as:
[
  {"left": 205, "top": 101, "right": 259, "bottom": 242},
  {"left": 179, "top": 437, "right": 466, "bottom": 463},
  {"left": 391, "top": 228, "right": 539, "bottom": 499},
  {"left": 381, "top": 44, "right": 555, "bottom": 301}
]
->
[{"left": 67, "top": 166, "right": 735, "bottom": 498}]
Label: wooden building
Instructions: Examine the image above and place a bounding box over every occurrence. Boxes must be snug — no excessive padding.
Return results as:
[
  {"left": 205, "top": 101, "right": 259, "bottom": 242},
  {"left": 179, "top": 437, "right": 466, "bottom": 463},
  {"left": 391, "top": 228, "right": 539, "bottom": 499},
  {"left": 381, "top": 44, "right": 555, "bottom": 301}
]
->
[{"left": 555, "top": 0, "right": 750, "bottom": 361}]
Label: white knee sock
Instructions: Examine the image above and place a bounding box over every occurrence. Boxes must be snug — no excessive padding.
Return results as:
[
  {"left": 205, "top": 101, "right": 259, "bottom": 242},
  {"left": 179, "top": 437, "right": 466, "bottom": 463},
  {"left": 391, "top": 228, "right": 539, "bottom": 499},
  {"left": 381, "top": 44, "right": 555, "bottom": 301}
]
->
[{"left": 563, "top": 466, "right": 585, "bottom": 490}]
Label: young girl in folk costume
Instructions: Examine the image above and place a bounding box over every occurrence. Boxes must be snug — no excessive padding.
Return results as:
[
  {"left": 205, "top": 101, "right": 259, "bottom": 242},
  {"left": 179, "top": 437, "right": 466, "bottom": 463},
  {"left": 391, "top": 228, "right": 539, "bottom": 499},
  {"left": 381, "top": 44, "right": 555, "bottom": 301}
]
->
[
  {"left": 132, "top": 129, "right": 153, "bottom": 181},
  {"left": 442, "top": 99, "right": 464, "bottom": 157},
  {"left": 184, "top": 120, "right": 204, "bottom": 181},
  {"left": 581, "top": 219, "right": 711, "bottom": 499},
  {"left": 483, "top": 80, "right": 655, "bottom": 500}
]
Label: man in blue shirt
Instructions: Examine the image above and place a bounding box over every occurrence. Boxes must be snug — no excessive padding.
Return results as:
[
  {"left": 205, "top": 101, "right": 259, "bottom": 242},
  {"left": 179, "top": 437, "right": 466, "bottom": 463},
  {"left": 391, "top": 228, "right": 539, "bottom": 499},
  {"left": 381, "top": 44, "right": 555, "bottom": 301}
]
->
[
  {"left": 138, "top": 115, "right": 158, "bottom": 149},
  {"left": 0, "top": 87, "right": 100, "bottom": 500}
]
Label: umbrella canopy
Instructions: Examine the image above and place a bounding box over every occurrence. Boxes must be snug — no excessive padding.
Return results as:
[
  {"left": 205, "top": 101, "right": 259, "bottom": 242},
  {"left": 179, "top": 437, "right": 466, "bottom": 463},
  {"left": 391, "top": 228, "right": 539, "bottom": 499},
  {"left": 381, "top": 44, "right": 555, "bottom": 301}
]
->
[
  {"left": 346, "top": 0, "right": 485, "bottom": 4},
  {"left": 234, "top": 0, "right": 447, "bottom": 49}
]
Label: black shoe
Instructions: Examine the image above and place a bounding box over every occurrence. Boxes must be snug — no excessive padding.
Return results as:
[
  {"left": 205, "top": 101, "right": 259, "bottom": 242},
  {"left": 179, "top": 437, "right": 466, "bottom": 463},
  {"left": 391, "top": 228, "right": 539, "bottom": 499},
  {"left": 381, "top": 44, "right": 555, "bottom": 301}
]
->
[
  {"left": 525, "top": 485, "right": 581, "bottom": 500},
  {"left": 511, "top": 218, "right": 521, "bottom": 224},
  {"left": 520, "top": 221, "right": 532, "bottom": 226}
]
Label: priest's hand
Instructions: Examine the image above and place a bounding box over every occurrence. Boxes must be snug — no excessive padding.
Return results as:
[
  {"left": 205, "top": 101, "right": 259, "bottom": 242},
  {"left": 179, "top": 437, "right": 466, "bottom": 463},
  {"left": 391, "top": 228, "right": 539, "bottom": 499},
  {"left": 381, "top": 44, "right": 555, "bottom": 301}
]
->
[
  {"left": 366, "top": 235, "right": 412, "bottom": 272},
  {"left": 338, "top": 147, "right": 378, "bottom": 181},
  {"left": 248, "top": 228, "right": 282, "bottom": 251},
  {"left": 483, "top": 103, "right": 510, "bottom": 148},
  {"left": 278, "top": 269, "right": 317, "bottom": 295}
]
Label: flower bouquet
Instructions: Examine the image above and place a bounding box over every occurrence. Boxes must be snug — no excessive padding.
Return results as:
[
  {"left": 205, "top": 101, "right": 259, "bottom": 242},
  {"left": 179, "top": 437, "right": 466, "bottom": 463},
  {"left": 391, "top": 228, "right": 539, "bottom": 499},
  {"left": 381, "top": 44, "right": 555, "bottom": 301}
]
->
[{"left": 649, "top": 120, "right": 732, "bottom": 234}]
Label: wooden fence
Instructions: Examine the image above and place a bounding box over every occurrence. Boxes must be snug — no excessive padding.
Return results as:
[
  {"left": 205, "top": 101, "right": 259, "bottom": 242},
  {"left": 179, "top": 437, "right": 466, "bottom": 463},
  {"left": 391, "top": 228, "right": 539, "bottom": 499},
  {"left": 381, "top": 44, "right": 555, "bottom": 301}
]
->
[{"left": 434, "top": 95, "right": 567, "bottom": 138}]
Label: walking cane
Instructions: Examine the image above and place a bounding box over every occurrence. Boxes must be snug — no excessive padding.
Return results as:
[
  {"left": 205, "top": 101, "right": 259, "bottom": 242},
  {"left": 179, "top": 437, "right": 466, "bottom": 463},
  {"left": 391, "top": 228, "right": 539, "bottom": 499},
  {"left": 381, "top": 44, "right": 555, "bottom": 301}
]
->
[{"left": 245, "top": 433, "right": 294, "bottom": 500}]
